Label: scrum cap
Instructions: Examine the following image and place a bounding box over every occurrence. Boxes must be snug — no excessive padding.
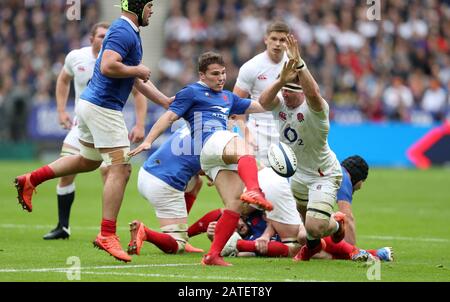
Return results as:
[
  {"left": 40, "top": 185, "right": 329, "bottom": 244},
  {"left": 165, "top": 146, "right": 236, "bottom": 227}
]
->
[
  {"left": 341, "top": 155, "right": 369, "bottom": 186},
  {"left": 121, "top": 0, "right": 153, "bottom": 26}
]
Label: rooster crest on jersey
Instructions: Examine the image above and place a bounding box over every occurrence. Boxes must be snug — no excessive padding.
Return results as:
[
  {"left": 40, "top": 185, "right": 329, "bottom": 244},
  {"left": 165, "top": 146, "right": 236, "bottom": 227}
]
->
[{"left": 267, "top": 142, "right": 297, "bottom": 177}]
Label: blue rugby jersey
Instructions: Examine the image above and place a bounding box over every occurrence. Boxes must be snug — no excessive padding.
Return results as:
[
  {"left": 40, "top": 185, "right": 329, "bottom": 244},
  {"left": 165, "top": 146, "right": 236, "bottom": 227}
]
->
[
  {"left": 81, "top": 17, "right": 142, "bottom": 111},
  {"left": 142, "top": 126, "right": 201, "bottom": 192},
  {"left": 337, "top": 166, "right": 354, "bottom": 204},
  {"left": 169, "top": 82, "right": 251, "bottom": 148}
]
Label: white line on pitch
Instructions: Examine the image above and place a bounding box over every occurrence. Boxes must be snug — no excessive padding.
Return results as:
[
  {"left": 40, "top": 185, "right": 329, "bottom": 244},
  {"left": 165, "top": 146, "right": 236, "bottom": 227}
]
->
[
  {"left": 79, "top": 271, "right": 323, "bottom": 282},
  {"left": 0, "top": 266, "right": 324, "bottom": 282},
  {"left": 0, "top": 263, "right": 198, "bottom": 273}
]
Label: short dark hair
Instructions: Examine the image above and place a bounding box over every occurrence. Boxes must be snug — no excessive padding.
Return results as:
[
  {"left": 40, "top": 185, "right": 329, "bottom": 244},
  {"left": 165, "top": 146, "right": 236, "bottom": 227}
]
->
[
  {"left": 90, "top": 22, "right": 110, "bottom": 37},
  {"left": 341, "top": 155, "right": 369, "bottom": 186},
  {"left": 266, "top": 20, "right": 290, "bottom": 35},
  {"left": 198, "top": 51, "right": 225, "bottom": 73}
]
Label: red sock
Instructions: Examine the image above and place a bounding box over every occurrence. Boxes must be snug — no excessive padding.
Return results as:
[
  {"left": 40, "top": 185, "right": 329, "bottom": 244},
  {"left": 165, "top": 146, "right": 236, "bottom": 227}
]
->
[
  {"left": 101, "top": 219, "right": 116, "bottom": 236},
  {"left": 184, "top": 192, "right": 196, "bottom": 214},
  {"left": 237, "top": 240, "right": 289, "bottom": 257},
  {"left": 208, "top": 210, "right": 240, "bottom": 256},
  {"left": 30, "top": 165, "right": 55, "bottom": 187},
  {"left": 267, "top": 241, "right": 289, "bottom": 257},
  {"left": 367, "top": 249, "right": 377, "bottom": 257},
  {"left": 144, "top": 226, "right": 178, "bottom": 254},
  {"left": 237, "top": 240, "right": 257, "bottom": 252},
  {"left": 188, "top": 209, "right": 222, "bottom": 237},
  {"left": 324, "top": 236, "right": 356, "bottom": 260},
  {"left": 237, "top": 155, "right": 260, "bottom": 191}
]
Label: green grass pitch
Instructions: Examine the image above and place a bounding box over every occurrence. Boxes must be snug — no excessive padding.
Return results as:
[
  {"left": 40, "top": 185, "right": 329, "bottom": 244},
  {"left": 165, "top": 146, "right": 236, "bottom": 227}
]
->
[{"left": 0, "top": 161, "right": 449, "bottom": 282}]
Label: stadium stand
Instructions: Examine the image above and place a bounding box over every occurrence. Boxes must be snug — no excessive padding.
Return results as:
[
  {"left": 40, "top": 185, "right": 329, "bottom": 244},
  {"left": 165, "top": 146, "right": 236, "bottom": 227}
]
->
[
  {"left": 159, "top": 0, "right": 450, "bottom": 123},
  {"left": 1, "top": 0, "right": 450, "bottom": 144},
  {"left": 0, "top": 0, "right": 100, "bottom": 142}
]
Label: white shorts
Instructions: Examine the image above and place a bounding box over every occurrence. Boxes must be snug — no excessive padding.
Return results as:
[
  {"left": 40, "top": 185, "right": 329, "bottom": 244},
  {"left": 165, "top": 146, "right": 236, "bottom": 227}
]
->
[
  {"left": 137, "top": 168, "right": 187, "bottom": 219},
  {"left": 258, "top": 167, "right": 302, "bottom": 225},
  {"left": 200, "top": 130, "right": 238, "bottom": 181},
  {"left": 290, "top": 171, "right": 342, "bottom": 220},
  {"left": 75, "top": 99, "right": 130, "bottom": 148},
  {"left": 247, "top": 118, "right": 279, "bottom": 167}
]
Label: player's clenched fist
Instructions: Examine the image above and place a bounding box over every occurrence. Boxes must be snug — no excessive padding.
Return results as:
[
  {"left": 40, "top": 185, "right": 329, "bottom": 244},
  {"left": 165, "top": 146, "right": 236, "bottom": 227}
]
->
[{"left": 136, "top": 64, "right": 151, "bottom": 82}]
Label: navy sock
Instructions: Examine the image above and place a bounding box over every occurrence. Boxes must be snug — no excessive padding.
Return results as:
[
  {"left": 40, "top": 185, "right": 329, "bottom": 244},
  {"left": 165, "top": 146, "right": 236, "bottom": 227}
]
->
[{"left": 57, "top": 192, "right": 75, "bottom": 228}]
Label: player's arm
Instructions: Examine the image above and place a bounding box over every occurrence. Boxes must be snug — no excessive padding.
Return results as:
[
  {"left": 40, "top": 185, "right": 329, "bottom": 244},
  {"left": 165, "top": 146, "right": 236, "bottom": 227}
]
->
[
  {"left": 233, "top": 86, "right": 259, "bottom": 151},
  {"left": 285, "top": 34, "right": 325, "bottom": 112},
  {"left": 133, "top": 78, "right": 172, "bottom": 109},
  {"left": 258, "top": 59, "right": 298, "bottom": 110},
  {"left": 100, "top": 49, "right": 150, "bottom": 82},
  {"left": 337, "top": 201, "right": 356, "bottom": 245},
  {"left": 55, "top": 68, "right": 74, "bottom": 129},
  {"left": 245, "top": 101, "right": 266, "bottom": 114},
  {"left": 255, "top": 222, "right": 276, "bottom": 255},
  {"left": 129, "top": 87, "right": 147, "bottom": 144},
  {"left": 128, "top": 110, "right": 180, "bottom": 157}
]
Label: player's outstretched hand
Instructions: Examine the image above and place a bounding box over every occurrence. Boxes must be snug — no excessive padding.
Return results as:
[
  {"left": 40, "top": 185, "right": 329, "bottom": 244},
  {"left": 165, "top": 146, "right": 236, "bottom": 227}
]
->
[
  {"left": 285, "top": 34, "right": 306, "bottom": 70},
  {"left": 285, "top": 34, "right": 301, "bottom": 61},
  {"left": 279, "top": 59, "right": 299, "bottom": 84},
  {"left": 128, "top": 141, "right": 152, "bottom": 157},
  {"left": 136, "top": 64, "right": 151, "bottom": 83}
]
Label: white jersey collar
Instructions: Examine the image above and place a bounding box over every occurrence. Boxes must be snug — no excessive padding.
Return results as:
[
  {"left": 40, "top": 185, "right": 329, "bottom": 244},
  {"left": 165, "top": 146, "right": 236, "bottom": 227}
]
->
[
  {"left": 197, "top": 81, "right": 209, "bottom": 88},
  {"left": 264, "top": 50, "right": 288, "bottom": 65}
]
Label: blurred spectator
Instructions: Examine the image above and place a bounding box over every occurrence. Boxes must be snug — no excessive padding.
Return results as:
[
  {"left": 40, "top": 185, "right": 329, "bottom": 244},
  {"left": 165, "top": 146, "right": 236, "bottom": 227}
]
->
[
  {"left": 0, "top": 0, "right": 100, "bottom": 141},
  {"left": 383, "top": 76, "right": 414, "bottom": 121},
  {"left": 160, "top": 0, "right": 450, "bottom": 124},
  {"left": 421, "top": 78, "right": 447, "bottom": 122}
]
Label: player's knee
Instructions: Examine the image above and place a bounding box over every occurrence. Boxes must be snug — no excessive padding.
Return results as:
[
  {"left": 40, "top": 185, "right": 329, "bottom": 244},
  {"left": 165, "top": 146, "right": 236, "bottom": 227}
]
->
[
  {"left": 305, "top": 220, "right": 328, "bottom": 238},
  {"left": 161, "top": 224, "right": 188, "bottom": 254},
  {"left": 117, "top": 164, "right": 132, "bottom": 181}
]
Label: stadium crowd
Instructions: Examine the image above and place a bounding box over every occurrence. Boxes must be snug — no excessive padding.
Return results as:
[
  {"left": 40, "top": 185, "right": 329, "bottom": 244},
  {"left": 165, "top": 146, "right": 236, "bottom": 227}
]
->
[
  {"left": 159, "top": 0, "right": 450, "bottom": 123},
  {"left": 0, "top": 0, "right": 99, "bottom": 141},
  {"left": 1, "top": 0, "right": 450, "bottom": 143}
]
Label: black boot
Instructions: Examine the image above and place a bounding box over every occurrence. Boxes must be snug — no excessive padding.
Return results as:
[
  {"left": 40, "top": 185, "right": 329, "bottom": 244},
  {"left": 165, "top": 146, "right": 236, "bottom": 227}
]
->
[{"left": 43, "top": 224, "right": 70, "bottom": 240}]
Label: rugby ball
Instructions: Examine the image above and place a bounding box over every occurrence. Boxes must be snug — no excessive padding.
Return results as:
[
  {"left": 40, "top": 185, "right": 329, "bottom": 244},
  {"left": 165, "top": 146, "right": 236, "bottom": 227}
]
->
[{"left": 267, "top": 142, "right": 297, "bottom": 177}]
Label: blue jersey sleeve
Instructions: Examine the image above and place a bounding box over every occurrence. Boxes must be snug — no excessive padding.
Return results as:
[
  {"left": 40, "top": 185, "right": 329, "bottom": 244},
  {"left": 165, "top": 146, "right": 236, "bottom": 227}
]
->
[
  {"left": 103, "top": 26, "right": 133, "bottom": 60},
  {"left": 169, "top": 86, "right": 195, "bottom": 117},
  {"left": 230, "top": 93, "right": 251, "bottom": 115},
  {"left": 337, "top": 168, "right": 353, "bottom": 204}
]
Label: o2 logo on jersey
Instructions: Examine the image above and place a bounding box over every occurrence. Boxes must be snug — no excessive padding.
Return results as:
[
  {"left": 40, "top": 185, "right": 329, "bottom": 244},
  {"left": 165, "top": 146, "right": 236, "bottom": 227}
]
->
[{"left": 284, "top": 126, "right": 304, "bottom": 146}]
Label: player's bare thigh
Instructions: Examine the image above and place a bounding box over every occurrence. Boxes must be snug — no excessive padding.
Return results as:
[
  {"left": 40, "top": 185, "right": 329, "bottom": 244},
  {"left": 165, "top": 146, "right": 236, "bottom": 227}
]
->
[
  {"left": 214, "top": 169, "right": 245, "bottom": 212},
  {"left": 222, "top": 136, "right": 254, "bottom": 165}
]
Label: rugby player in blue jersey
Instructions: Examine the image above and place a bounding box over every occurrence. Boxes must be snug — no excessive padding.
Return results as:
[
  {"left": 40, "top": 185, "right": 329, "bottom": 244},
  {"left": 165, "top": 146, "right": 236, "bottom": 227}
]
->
[
  {"left": 14, "top": 0, "right": 172, "bottom": 262},
  {"left": 129, "top": 51, "right": 272, "bottom": 266},
  {"left": 127, "top": 125, "right": 205, "bottom": 256}
]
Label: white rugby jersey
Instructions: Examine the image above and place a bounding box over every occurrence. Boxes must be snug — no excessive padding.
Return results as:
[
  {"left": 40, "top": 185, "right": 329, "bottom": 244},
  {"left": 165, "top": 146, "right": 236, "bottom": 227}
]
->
[
  {"left": 63, "top": 46, "right": 97, "bottom": 106},
  {"left": 235, "top": 51, "right": 288, "bottom": 125},
  {"left": 272, "top": 93, "right": 341, "bottom": 177}
]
